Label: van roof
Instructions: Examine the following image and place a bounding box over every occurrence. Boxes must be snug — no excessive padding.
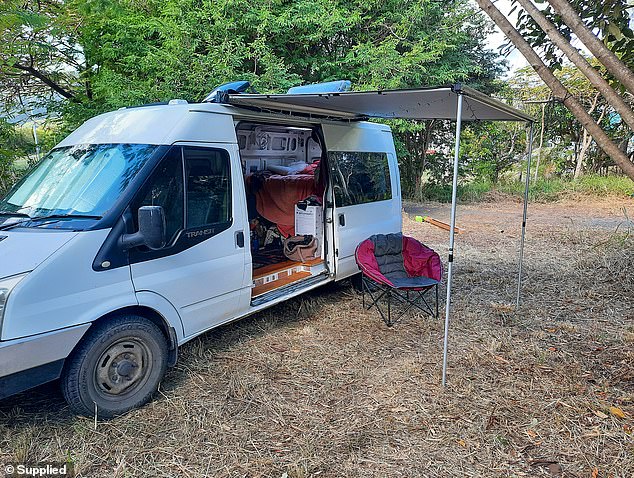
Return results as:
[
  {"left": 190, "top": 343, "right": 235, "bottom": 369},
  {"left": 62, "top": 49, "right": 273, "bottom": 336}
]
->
[{"left": 56, "top": 101, "right": 390, "bottom": 148}]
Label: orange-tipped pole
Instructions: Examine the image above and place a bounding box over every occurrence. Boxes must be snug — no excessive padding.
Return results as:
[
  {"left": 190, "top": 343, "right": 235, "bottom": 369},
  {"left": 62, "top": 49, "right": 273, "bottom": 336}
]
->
[{"left": 415, "top": 215, "right": 464, "bottom": 234}]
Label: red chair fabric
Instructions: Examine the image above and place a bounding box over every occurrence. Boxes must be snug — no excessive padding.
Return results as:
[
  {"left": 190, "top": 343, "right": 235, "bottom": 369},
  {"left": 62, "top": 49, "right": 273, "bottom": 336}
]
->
[
  {"left": 355, "top": 233, "right": 442, "bottom": 326},
  {"left": 355, "top": 235, "right": 442, "bottom": 290},
  {"left": 402, "top": 236, "right": 443, "bottom": 282}
]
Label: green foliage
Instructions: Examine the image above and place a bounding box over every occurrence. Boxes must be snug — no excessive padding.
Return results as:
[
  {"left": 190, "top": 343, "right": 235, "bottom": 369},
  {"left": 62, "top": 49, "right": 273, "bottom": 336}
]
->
[
  {"left": 0, "top": 120, "right": 33, "bottom": 195},
  {"left": 417, "top": 180, "right": 494, "bottom": 202},
  {"left": 418, "top": 174, "right": 634, "bottom": 203},
  {"left": 460, "top": 122, "right": 527, "bottom": 183},
  {"left": 512, "top": 0, "right": 634, "bottom": 75},
  {"left": 508, "top": 64, "right": 633, "bottom": 178},
  {"left": 1, "top": 0, "right": 504, "bottom": 132}
]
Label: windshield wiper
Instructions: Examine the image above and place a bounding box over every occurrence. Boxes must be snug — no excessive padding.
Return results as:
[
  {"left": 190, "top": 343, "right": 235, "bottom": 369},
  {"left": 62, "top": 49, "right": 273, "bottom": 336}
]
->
[
  {"left": 0, "top": 214, "right": 103, "bottom": 231},
  {"left": 0, "top": 211, "right": 30, "bottom": 218}
]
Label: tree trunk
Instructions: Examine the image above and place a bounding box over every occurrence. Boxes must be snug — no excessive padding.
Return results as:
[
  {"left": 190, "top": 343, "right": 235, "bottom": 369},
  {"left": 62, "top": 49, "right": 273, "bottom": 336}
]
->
[
  {"left": 575, "top": 130, "right": 590, "bottom": 178},
  {"left": 534, "top": 102, "right": 546, "bottom": 181},
  {"left": 475, "top": 0, "right": 634, "bottom": 181},
  {"left": 516, "top": 0, "right": 634, "bottom": 132},
  {"left": 574, "top": 92, "right": 607, "bottom": 178},
  {"left": 546, "top": 0, "right": 634, "bottom": 95}
]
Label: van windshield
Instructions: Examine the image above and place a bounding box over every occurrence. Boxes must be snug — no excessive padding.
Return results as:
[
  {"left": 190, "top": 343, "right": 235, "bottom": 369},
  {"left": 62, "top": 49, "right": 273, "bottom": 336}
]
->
[{"left": 0, "top": 143, "right": 158, "bottom": 222}]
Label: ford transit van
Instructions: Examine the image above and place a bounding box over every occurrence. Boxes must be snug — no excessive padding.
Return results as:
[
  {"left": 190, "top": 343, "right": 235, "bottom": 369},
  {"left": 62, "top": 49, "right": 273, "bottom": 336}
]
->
[{"left": 0, "top": 89, "right": 402, "bottom": 416}]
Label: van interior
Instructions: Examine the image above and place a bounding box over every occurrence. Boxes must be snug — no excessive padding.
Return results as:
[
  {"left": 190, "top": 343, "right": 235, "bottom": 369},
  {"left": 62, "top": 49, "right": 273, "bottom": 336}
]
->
[{"left": 236, "top": 122, "right": 329, "bottom": 300}]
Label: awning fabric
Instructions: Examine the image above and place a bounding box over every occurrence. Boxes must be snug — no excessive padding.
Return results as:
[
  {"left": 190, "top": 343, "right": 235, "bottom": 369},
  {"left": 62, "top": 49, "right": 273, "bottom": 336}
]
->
[
  {"left": 224, "top": 84, "right": 534, "bottom": 123},
  {"left": 223, "top": 82, "right": 535, "bottom": 387}
]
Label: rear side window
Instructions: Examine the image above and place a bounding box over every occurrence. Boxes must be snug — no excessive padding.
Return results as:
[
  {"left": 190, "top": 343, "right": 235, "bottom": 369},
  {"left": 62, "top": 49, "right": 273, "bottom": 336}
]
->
[
  {"left": 329, "top": 152, "right": 392, "bottom": 207},
  {"left": 184, "top": 147, "right": 232, "bottom": 228}
]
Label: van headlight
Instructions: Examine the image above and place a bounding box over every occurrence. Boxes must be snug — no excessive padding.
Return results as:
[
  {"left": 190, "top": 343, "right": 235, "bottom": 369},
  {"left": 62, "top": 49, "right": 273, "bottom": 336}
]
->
[{"left": 0, "top": 273, "right": 28, "bottom": 332}]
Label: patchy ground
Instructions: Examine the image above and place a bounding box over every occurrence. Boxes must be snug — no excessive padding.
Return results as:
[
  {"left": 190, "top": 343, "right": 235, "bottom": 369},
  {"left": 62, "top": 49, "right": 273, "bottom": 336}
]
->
[{"left": 1, "top": 198, "right": 633, "bottom": 478}]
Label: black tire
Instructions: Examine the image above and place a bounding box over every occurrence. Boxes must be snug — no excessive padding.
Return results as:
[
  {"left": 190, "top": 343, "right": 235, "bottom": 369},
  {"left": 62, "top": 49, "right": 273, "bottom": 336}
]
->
[{"left": 61, "top": 315, "right": 168, "bottom": 419}]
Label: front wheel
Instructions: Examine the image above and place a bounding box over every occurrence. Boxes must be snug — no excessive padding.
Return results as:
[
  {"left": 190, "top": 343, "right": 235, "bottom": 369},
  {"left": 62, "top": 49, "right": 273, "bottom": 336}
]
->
[{"left": 61, "top": 315, "right": 168, "bottom": 418}]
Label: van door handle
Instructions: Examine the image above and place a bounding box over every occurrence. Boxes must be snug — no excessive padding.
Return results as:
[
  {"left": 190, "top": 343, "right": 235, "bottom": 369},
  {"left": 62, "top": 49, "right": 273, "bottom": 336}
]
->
[
  {"left": 236, "top": 230, "right": 245, "bottom": 248},
  {"left": 338, "top": 214, "right": 345, "bottom": 226}
]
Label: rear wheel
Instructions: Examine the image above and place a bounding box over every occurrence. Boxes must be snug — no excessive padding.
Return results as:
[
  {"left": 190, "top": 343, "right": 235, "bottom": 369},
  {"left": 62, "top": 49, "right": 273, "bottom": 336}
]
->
[{"left": 61, "top": 315, "right": 168, "bottom": 418}]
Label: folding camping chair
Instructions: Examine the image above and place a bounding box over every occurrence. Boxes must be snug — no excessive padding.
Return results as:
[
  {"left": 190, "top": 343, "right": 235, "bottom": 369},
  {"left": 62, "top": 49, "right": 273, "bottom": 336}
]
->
[{"left": 355, "top": 233, "right": 442, "bottom": 326}]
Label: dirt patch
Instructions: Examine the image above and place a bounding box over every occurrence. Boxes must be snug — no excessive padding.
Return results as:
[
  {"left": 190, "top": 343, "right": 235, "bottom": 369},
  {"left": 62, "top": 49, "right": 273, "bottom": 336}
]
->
[{"left": 1, "top": 199, "right": 633, "bottom": 477}]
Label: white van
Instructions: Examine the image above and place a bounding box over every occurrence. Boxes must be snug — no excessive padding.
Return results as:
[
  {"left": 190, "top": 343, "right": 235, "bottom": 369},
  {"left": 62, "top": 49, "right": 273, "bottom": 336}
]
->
[{"left": 0, "top": 83, "right": 402, "bottom": 416}]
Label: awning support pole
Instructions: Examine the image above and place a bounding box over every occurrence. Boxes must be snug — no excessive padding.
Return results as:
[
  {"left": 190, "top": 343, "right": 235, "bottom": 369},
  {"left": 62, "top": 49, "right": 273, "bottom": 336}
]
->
[
  {"left": 441, "top": 92, "right": 464, "bottom": 387},
  {"left": 516, "top": 122, "right": 535, "bottom": 308}
]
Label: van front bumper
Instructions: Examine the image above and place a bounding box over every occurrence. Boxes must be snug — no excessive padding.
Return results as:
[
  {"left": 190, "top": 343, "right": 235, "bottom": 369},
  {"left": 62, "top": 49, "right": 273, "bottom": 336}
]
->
[{"left": 0, "top": 324, "right": 91, "bottom": 399}]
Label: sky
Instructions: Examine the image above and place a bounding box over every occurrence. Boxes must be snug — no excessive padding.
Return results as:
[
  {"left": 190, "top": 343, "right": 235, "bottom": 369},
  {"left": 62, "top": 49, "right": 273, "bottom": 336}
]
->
[
  {"left": 486, "top": 0, "right": 530, "bottom": 76},
  {"left": 485, "top": 0, "right": 596, "bottom": 77}
]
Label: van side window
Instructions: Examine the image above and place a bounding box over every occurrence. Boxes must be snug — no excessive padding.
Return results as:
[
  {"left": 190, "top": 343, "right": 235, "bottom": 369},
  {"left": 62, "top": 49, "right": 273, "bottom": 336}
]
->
[
  {"left": 329, "top": 152, "right": 392, "bottom": 207},
  {"left": 184, "top": 147, "right": 232, "bottom": 228},
  {"left": 138, "top": 148, "right": 184, "bottom": 244}
]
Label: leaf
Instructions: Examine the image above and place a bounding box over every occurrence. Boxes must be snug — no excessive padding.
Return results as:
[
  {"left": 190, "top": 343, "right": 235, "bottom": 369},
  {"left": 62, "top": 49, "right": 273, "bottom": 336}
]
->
[
  {"left": 594, "top": 410, "right": 609, "bottom": 419},
  {"left": 526, "top": 429, "right": 538, "bottom": 438},
  {"left": 609, "top": 406, "right": 626, "bottom": 419},
  {"left": 457, "top": 439, "right": 467, "bottom": 447},
  {"left": 591, "top": 468, "right": 598, "bottom": 478},
  {"left": 607, "top": 23, "right": 623, "bottom": 41}
]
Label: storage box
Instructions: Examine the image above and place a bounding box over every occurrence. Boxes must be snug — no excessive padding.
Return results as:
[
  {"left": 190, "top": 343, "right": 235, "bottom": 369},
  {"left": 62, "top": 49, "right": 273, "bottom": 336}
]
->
[{"left": 295, "top": 205, "right": 323, "bottom": 237}]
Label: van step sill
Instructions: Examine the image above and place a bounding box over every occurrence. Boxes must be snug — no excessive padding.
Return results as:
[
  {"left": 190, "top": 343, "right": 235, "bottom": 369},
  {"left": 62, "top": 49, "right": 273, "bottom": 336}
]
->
[{"left": 251, "top": 273, "right": 329, "bottom": 307}]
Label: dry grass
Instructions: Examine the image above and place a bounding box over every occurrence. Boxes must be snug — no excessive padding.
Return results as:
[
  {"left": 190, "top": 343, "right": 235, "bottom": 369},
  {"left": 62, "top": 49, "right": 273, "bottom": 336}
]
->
[{"left": 1, "top": 199, "right": 633, "bottom": 477}]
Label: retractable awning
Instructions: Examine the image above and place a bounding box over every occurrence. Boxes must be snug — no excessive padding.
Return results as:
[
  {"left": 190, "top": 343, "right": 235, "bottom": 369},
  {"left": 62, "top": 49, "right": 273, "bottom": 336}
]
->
[
  {"left": 224, "top": 84, "right": 534, "bottom": 122},
  {"left": 223, "top": 83, "right": 535, "bottom": 387}
]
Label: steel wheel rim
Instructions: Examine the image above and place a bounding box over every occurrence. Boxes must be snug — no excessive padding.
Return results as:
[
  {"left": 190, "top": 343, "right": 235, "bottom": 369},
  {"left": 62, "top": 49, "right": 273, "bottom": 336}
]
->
[{"left": 94, "top": 338, "right": 153, "bottom": 399}]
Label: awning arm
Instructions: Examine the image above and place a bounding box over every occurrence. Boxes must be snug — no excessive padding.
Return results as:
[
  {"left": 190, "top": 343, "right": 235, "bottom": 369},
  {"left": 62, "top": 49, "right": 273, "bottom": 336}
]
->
[
  {"left": 442, "top": 90, "right": 464, "bottom": 387},
  {"left": 516, "top": 122, "right": 535, "bottom": 307}
]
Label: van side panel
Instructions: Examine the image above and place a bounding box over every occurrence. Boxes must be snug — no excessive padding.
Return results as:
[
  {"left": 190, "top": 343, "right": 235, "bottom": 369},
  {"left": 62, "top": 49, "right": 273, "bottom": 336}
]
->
[
  {"left": 129, "top": 142, "right": 251, "bottom": 339},
  {"left": 322, "top": 122, "right": 402, "bottom": 280}
]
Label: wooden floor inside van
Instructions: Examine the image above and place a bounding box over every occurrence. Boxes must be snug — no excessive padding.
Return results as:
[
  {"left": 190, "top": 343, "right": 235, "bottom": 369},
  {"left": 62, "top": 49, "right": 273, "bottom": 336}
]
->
[{"left": 252, "top": 258, "right": 324, "bottom": 297}]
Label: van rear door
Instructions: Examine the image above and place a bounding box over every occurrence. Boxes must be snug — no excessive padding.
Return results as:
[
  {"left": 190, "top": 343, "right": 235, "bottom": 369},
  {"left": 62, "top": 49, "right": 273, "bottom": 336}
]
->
[{"left": 322, "top": 123, "right": 402, "bottom": 280}]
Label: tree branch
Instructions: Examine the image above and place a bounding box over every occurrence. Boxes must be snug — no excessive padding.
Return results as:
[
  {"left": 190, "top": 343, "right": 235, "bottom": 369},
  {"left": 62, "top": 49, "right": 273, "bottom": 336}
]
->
[{"left": 9, "top": 62, "right": 76, "bottom": 100}]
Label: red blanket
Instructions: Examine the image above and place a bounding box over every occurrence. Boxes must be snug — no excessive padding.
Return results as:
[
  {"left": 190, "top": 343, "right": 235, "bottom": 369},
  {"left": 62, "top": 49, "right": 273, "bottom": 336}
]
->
[{"left": 254, "top": 174, "right": 317, "bottom": 237}]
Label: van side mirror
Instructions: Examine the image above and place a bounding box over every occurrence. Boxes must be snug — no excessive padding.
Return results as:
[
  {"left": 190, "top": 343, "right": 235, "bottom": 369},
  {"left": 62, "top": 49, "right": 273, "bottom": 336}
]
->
[{"left": 120, "top": 206, "right": 167, "bottom": 251}]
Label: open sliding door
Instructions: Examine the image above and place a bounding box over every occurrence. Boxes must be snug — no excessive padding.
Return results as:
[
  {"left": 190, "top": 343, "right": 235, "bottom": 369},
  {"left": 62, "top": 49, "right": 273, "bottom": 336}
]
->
[{"left": 322, "top": 123, "right": 402, "bottom": 280}]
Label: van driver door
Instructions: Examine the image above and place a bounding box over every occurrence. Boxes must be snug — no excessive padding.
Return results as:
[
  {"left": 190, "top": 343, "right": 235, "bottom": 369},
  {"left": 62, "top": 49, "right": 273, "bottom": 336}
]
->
[{"left": 129, "top": 143, "right": 251, "bottom": 338}]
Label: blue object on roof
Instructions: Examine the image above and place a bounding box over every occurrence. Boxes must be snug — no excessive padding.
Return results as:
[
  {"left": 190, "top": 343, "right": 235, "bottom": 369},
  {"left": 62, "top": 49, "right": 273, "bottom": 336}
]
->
[
  {"left": 287, "top": 80, "right": 351, "bottom": 95},
  {"left": 203, "top": 81, "right": 254, "bottom": 103}
]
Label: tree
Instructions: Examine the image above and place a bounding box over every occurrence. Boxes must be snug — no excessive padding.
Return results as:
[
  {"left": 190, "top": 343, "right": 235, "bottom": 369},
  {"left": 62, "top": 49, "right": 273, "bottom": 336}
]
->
[
  {"left": 545, "top": 0, "right": 634, "bottom": 94},
  {"left": 0, "top": 0, "right": 503, "bottom": 128},
  {"left": 475, "top": 0, "right": 634, "bottom": 180},
  {"left": 512, "top": 0, "right": 634, "bottom": 132},
  {"left": 461, "top": 122, "right": 527, "bottom": 183},
  {"left": 509, "top": 64, "right": 631, "bottom": 178},
  {"left": 0, "top": 120, "right": 32, "bottom": 194},
  {"left": 514, "top": 0, "right": 634, "bottom": 73}
]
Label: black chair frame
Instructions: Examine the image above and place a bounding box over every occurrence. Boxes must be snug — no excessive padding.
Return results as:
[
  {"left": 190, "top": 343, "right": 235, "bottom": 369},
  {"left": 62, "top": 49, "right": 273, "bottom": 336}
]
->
[{"left": 361, "top": 275, "right": 439, "bottom": 327}]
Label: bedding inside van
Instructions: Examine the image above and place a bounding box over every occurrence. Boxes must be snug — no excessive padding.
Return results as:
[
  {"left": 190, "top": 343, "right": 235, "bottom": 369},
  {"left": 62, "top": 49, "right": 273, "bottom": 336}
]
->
[{"left": 248, "top": 172, "right": 319, "bottom": 237}]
